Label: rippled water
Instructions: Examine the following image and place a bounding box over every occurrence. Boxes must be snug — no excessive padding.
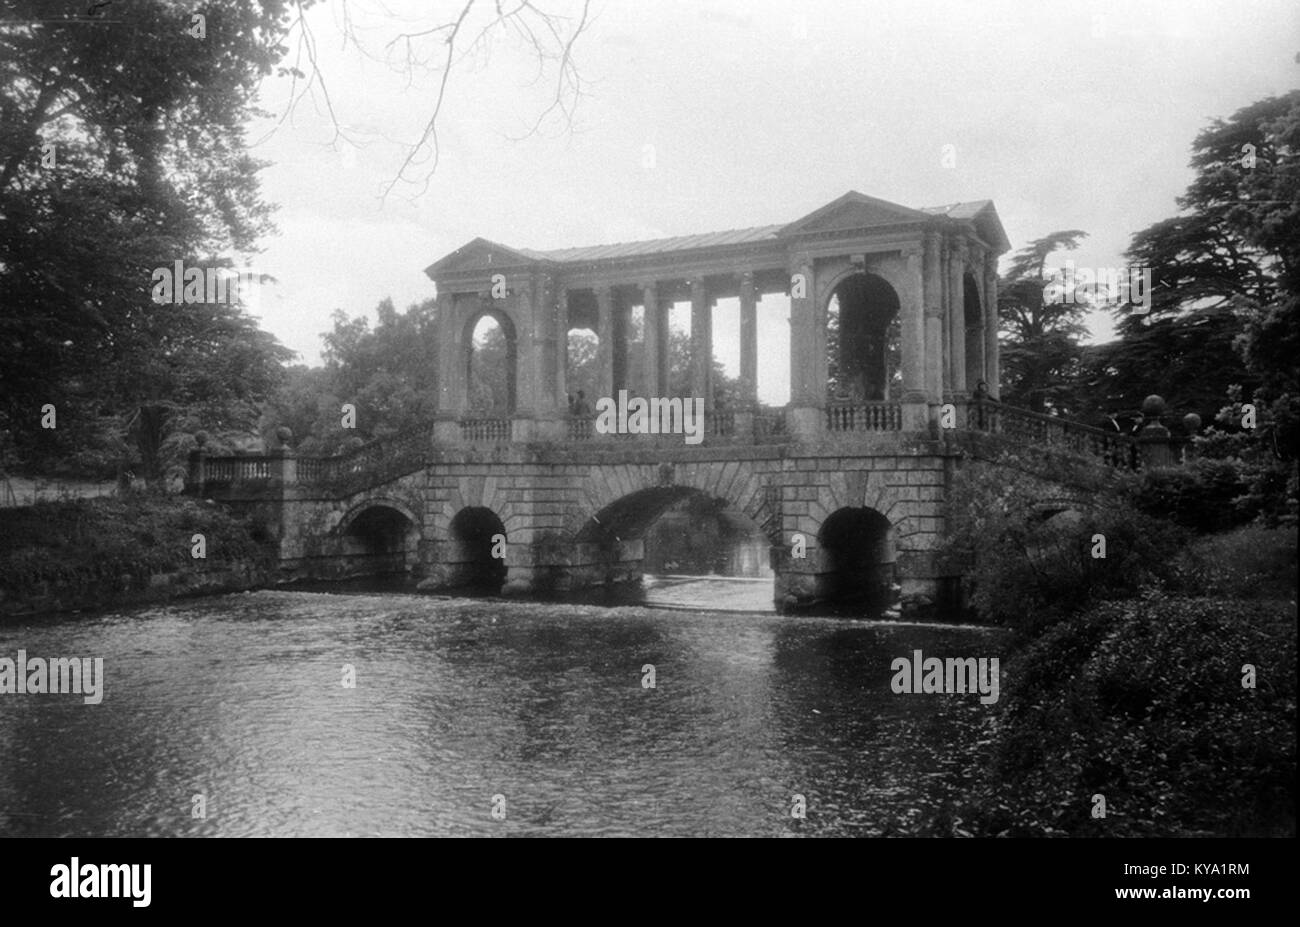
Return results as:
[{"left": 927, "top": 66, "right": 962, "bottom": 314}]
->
[{"left": 0, "top": 586, "right": 1003, "bottom": 837}]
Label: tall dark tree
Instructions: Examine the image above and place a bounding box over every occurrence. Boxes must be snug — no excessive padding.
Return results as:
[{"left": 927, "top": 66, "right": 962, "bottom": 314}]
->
[
  {"left": 0, "top": 0, "right": 299, "bottom": 484},
  {"left": 1085, "top": 90, "right": 1300, "bottom": 446},
  {"left": 997, "top": 230, "right": 1090, "bottom": 414}
]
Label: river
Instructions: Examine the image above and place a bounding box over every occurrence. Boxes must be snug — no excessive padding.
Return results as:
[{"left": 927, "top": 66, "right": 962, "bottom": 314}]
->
[{"left": 0, "top": 581, "right": 1003, "bottom": 837}]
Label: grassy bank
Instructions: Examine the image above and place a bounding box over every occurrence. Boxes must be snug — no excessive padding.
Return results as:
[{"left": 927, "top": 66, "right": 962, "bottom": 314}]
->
[{"left": 0, "top": 494, "right": 277, "bottom": 616}]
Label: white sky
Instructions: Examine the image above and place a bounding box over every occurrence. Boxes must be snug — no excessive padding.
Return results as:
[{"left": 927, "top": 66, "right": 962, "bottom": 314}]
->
[{"left": 244, "top": 0, "right": 1300, "bottom": 405}]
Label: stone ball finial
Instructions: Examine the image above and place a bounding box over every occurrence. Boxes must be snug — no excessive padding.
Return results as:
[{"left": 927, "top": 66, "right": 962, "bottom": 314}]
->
[
  {"left": 275, "top": 425, "right": 293, "bottom": 449},
  {"left": 1141, "top": 394, "right": 1166, "bottom": 419},
  {"left": 194, "top": 430, "right": 208, "bottom": 448},
  {"left": 1182, "top": 412, "right": 1202, "bottom": 434}
]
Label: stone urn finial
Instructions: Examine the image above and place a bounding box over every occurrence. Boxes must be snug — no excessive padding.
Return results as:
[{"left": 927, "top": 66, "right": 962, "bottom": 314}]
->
[
  {"left": 1141, "top": 394, "right": 1166, "bottom": 422},
  {"left": 275, "top": 425, "right": 294, "bottom": 450},
  {"left": 1182, "top": 412, "right": 1202, "bottom": 434},
  {"left": 194, "top": 430, "right": 208, "bottom": 448}
]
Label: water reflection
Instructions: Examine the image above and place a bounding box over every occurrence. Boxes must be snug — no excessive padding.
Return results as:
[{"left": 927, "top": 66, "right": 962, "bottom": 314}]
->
[{"left": 0, "top": 590, "right": 1002, "bottom": 837}]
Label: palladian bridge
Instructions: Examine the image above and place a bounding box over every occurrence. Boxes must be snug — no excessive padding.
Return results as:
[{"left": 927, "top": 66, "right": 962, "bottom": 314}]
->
[{"left": 189, "top": 191, "right": 1173, "bottom": 614}]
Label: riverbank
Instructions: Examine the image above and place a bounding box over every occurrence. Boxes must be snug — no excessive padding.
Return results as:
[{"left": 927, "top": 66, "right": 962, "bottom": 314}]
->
[
  {"left": 0, "top": 495, "right": 278, "bottom": 619},
  {"left": 952, "top": 526, "right": 1297, "bottom": 837}
]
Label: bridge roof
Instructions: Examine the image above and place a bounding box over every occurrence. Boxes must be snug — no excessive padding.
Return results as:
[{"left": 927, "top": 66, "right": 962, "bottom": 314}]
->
[{"left": 426, "top": 191, "right": 1009, "bottom": 278}]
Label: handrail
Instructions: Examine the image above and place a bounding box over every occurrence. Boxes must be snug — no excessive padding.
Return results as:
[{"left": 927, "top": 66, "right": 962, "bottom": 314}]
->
[{"left": 967, "top": 399, "right": 1140, "bottom": 468}]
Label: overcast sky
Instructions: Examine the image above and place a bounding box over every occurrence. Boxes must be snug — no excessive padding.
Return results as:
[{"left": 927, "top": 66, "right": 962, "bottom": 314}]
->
[{"left": 245, "top": 0, "right": 1299, "bottom": 405}]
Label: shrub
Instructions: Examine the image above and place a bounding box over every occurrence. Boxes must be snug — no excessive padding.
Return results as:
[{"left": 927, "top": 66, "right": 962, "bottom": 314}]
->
[
  {"left": 0, "top": 495, "right": 276, "bottom": 595},
  {"left": 1175, "top": 525, "right": 1298, "bottom": 601},
  {"left": 962, "top": 595, "right": 1296, "bottom": 836},
  {"left": 1127, "top": 456, "right": 1294, "bottom": 531},
  {"left": 944, "top": 451, "right": 1189, "bottom": 632}
]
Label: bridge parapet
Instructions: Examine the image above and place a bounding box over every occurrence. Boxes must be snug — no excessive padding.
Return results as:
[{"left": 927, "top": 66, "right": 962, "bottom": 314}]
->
[
  {"left": 966, "top": 399, "right": 1142, "bottom": 469},
  {"left": 188, "top": 399, "right": 1192, "bottom": 504}
]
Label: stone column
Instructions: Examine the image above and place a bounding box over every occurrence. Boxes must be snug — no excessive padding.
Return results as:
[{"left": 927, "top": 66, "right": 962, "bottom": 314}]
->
[
  {"left": 983, "top": 254, "right": 1000, "bottom": 399},
  {"left": 690, "top": 279, "right": 712, "bottom": 405},
  {"left": 512, "top": 278, "right": 537, "bottom": 419},
  {"left": 964, "top": 248, "right": 985, "bottom": 395},
  {"left": 435, "top": 289, "right": 461, "bottom": 414},
  {"left": 900, "top": 246, "right": 925, "bottom": 402},
  {"left": 900, "top": 246, "right": 929, "bottom": 431},
  {"left": 595, "top": 285, "right": 614, "bottom": 401},
  {"left": 641, "top": 282, "right": 661, "bottom": 396},
  {"left": 788, "top": 255, "right": 822, "bottom": 439},
  {"left": 739, "top": 271, "right": 758, "bottom": 405},
  {"left": 947, "top": 237, "right": 967, "bottom": 398},
  {"left": 922, "top": 235, "right": 944, "bottom": 403},
  {"left": 534, "top": 273, "right": 566, "bottom": 442}
]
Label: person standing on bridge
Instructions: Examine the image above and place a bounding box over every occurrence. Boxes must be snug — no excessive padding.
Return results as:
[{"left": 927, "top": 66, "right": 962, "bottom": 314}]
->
[{"left": 572, "top": 390, "right": 592, "bottom": 417}]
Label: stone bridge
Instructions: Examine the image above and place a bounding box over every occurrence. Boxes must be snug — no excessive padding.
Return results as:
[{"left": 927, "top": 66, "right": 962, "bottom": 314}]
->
[{"left": 186, "top": 191, "right": 1182, "bottom": 614}]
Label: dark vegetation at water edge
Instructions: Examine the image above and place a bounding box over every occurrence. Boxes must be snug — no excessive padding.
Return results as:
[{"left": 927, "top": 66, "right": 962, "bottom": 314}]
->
[
  {"left": 959, "top": 593, "right": 1295, "bottom": 836},
  {"left": 942, "top": 444, "right": 1297, "bottom": 836},
  {"left": 0, "top": 495, "right": 278, "bottom": 618}
]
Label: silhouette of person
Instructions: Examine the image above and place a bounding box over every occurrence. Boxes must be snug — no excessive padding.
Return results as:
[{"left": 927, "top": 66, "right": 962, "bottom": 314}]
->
[{"left": 572, "top": 390, "right": 592, "bottom": 416}]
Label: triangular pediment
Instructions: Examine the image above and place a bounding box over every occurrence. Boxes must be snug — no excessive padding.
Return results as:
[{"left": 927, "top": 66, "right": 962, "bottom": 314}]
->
[
  {"left": 779, "top": 191, "right": 933, "bottom": 237},
  {"left": 424, "top": 237, "right": 542, "bottom": 278}
]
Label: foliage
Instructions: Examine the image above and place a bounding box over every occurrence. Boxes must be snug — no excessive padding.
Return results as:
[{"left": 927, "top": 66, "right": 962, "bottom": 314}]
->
[
  {"left": 944, "top": 449, "right": 1189, "bottom": 632},
  {"left": 1084, "top": 90, "right": 1300, "bottom": 443},
  {"left": 0, "top": 495, "right": 276, "bottom": 594},
  {"left": 961, "top": 594, "right": 1295, "bottom": 836},
  {"left": 997, "top": 231, "right": 1091, "bottom": 414},
  {"left": 262, "top": 298, "right": 440, "bottom": 453},
  {"left": 1075, "top": 306, "right": 1255, "bottom": 427},
  {"left": 1125, "top": 455, "right": 1294, "bottom": 531},
  {"left": 1175, "top": 525, "right": 1298, "bottom": 601},
  {"left": 0, "top": 0, "right": 299, "bottom": 485}
]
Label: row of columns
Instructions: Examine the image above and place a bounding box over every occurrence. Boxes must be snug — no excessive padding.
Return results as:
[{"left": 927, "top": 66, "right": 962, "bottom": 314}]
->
[
  {"left": 567, "top": 273, "right": 764, "bottom": 411},
  {"left": 437, "top": 232, "right": 1000, "bottom": 421}
]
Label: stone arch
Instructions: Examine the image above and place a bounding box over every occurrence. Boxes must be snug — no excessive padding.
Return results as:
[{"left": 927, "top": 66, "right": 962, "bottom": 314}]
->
[
  {"left": 817, "top": 505, "right": 898, "bottom": 602},
  {"left": 823, "top": 270, "right": 902, "bottom": 401},
  {"left": 462, "top": 304, "right": 518, "bottom": 415},
  {"left": 444, "top": 505, "right": 508, "bottom": 591},
  {"left": 336, "top": 499, "right": 422, "bottom": 574},
  {"left": 570, "top": 460, "right": 776, "bottom": 545},
  {"left": 437, "top": 474, "right": 519, "bottom": 540},
  {"left": 576, "top": 484, "right": 772, "bottom": 581}
]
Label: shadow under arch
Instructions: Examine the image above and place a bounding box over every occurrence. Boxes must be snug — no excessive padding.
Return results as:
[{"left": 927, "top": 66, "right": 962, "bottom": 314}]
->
[
  {"left": 576, "top": 485, "right": 773, "bottom": 588},
  {"left": 444, "top": 505, "right": 508, "bottom": 592},
  {"left": 338, "top": 501, "right": 421, "bottom": 576},
  {"left": 817, "top": 505, "right": 898, "bottom": 606}
]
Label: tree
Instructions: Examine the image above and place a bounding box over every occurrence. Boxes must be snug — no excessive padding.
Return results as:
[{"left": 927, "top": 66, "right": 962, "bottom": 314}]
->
[
  {"left": 665, "top": 328, "right": 741, "bottom": 405},
  {"left": 0, "top": 0, "right": 297, "bottom": 485},
  {"left": 266, "top": 297, "right": 442, "bottom": 450},
  {"left": 276, "top": 0, "right": 592, "bottom": 199},
  {"left": 997, "top": 231, "right": 1091, "bottom": 414},
  {"left": 1091, "top": 91, "right": 1300, "bottom": 448}
]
